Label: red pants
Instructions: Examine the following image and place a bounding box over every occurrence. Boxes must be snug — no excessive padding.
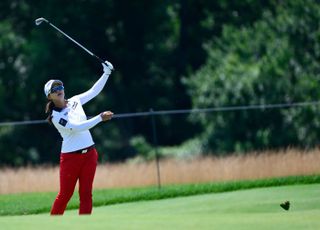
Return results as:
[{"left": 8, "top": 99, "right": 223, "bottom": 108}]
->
[{"left": 51, "top": 148, "right": 98, "bottom": 215}]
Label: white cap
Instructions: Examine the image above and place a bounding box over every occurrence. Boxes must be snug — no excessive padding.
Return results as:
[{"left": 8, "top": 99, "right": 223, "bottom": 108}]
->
[{"left": 44, "top": 79, "right": 63, "bottom": 97}]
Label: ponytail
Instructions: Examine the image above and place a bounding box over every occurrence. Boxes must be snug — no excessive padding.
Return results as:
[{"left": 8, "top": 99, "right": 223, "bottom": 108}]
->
[{"left": 45, "top": 100, "right": 55, "bottom": 125}]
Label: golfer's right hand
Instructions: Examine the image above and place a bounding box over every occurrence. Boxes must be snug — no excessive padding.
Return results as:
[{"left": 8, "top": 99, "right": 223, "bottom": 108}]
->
[
  {"left": 102, "top": 60, "right": 114, "bottom": 74},
  {"left": 100, "top": 111, "right": 113, "bottom": 121}
]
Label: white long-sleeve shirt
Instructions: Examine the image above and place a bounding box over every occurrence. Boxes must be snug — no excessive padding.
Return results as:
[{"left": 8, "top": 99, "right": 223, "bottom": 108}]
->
[{"left": 52, "top": 72, "right": 109, "bottom": 153}]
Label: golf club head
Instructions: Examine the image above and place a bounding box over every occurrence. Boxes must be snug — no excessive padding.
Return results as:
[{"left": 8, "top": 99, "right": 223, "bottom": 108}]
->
[{"left": 35, "top": 17, "right": 48, "bottom": 26}]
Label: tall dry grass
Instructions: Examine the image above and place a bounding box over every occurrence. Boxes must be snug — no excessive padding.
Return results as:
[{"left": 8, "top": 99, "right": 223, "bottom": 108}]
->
[{"left": 1, "top": 149, "right": 320, "bottom": 194}]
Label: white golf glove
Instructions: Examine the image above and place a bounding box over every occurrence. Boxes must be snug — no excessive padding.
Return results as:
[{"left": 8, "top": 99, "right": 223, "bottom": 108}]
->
[{"left": 102, "top": 60, "right": 114, "bottom": 74}]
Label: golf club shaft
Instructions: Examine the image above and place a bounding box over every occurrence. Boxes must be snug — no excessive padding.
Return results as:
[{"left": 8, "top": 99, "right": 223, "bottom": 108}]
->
[{"left": 47, "top": 21, "right": 104, "bottom": 63}]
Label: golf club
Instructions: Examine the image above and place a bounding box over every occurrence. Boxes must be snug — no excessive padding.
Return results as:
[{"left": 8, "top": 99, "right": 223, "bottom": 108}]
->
[{"left": 35, "top": 17, "right": 112, "bottom": 68}]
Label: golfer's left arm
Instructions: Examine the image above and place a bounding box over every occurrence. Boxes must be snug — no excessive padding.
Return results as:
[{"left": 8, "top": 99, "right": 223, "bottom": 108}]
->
[{"left": 77, "top": 61, "right": 113, "bottom": 105}]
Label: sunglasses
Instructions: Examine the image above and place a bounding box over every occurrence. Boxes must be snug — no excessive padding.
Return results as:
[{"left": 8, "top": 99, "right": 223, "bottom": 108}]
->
[{"left": 50, "top": 85, "right": 64, "bottom": 94}]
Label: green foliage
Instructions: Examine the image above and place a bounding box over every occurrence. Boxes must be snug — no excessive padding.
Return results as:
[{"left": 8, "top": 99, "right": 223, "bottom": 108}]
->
[
  {"left": 129, "top": 137, "right": 203, "bottom": 161},
  {"left": 0, "top": 174, "right": 319, "bottom": 216},
  {"left": 185, "top": 0, "right": 320, "bottom": 154},
  {"left": 129, "top": 135, "right": 153, "bottom": 159},
  {"left": 158, "top": 138, "right": 203, "bottom": 159},
  {"left": 1, "top": 0, "right": 320, "bottom": 164}
]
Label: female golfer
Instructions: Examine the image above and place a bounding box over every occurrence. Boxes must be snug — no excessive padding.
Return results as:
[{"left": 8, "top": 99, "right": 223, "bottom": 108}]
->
[{"left": 44, "top": 61, "right": 114, "bottom": 215}]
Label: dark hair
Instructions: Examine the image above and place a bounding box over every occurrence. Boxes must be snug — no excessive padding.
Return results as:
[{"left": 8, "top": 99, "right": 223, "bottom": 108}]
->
[{"left": 45, "top": 100, "right": 55, "bottom": 125}]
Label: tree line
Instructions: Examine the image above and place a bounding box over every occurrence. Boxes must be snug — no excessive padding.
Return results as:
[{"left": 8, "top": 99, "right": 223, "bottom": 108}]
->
[{"left": 0, "top": 0, "right": 319, "bottom": 166}]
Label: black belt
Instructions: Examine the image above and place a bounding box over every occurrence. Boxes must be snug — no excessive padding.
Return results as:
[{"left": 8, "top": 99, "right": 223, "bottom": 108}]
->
[{"left": 67, "top": 145, "right": 95, "bottom": 154}]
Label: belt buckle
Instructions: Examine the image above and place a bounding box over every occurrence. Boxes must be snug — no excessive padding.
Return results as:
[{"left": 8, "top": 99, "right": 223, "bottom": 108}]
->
[{"left": 81, "top": 149, "right": 88, "bottom": 154}]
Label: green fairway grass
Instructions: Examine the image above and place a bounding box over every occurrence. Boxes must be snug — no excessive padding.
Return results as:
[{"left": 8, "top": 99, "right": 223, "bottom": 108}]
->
[
  {"left": 1, "top": 175, "right": 320, "bottom": 216},
  {"left": 0, "top": 183, "right": 319, "bottom": 230}
]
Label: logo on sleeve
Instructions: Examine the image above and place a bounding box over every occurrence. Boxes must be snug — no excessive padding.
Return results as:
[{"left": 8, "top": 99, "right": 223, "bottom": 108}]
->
[
  {"left": 72, "top": 102, "right": 78, "bottom": 109},
  {"left": 59, "top": 118, "right": 68, "bottom": 127}
]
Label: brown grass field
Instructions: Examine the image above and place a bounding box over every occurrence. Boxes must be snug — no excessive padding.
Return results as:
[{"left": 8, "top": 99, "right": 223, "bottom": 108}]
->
[{"left": 0, "top": 149, "right": 320, "bottom": 194}]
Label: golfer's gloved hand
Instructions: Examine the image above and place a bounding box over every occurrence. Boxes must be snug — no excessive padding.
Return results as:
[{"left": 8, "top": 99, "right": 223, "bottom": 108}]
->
[{"left": 102, "top": 60, "right": 114, "bottom": 74}]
